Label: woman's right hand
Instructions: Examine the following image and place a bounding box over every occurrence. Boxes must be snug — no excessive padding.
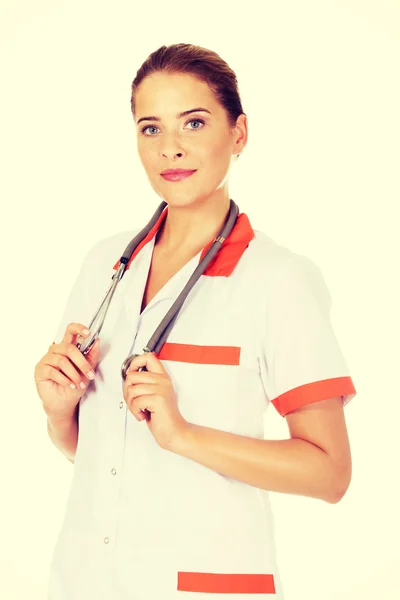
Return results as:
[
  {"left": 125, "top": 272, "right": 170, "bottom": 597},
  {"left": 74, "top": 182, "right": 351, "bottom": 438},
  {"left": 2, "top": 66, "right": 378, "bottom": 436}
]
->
[{"left": 34, "top": 323, "right": 101, "bottom": 422}]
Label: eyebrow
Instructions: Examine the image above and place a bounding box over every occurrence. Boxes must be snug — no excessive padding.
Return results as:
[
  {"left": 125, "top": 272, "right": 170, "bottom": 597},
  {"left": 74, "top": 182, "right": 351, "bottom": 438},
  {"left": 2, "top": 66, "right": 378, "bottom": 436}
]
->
[{"left": 137, "top": 107, "right": 212, "bottom": 125}]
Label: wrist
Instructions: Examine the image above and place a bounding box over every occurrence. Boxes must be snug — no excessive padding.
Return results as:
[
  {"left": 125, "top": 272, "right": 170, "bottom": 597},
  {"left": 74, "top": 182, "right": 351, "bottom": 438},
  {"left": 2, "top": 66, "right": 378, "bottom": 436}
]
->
[
  {"left": 46, "top": 405, "right": 79, "bottom": 428},
  {"left": 167, "top": 420, "right": 194, "bottom": 455}
]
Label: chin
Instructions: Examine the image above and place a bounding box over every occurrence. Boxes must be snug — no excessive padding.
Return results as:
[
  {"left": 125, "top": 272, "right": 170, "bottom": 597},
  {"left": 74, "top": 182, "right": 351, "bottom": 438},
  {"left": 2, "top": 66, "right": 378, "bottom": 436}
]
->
[{"left": 157, "top": 191, "right": 205, "bottom": 207}]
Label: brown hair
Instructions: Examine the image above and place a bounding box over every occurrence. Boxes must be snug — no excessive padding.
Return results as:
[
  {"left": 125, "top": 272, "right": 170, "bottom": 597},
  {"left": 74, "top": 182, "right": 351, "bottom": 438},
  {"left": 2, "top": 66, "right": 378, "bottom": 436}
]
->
[{"left": 130, "top": 43, "right": 246, "bottom": 133}]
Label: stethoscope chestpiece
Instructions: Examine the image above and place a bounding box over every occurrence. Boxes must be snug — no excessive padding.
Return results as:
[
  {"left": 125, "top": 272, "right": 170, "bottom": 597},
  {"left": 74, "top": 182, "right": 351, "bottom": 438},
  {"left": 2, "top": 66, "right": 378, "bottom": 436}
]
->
[{"left": 121, "top": 348, "right": 150, "bottom": 380}]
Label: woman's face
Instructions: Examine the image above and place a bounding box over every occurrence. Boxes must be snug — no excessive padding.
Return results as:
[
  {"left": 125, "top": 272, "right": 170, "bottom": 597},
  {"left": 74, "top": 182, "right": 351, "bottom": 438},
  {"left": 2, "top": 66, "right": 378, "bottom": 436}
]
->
[{"left": 134, "top": 72, "right": 246, "bottom": 206}]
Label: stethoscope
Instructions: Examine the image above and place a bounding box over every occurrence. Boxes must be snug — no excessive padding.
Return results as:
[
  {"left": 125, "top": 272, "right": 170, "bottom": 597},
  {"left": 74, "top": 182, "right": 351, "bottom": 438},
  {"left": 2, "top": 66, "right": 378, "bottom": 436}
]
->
[{"left": 76, "top": 198, "right": 240, "bottom": 381}]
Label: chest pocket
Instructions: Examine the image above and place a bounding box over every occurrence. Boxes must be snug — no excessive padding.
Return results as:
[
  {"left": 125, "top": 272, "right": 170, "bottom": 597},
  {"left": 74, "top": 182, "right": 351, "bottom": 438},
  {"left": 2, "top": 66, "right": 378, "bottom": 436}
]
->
[{"left": 157, "top": 342, "right": 241, "bottom": 433}]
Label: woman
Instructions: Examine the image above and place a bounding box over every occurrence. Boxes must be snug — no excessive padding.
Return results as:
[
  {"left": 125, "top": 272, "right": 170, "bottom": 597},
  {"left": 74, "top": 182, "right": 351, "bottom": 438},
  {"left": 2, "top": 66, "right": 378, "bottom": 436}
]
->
[{"left": 34, "top": 43, "right": 357, "bottom": 600}]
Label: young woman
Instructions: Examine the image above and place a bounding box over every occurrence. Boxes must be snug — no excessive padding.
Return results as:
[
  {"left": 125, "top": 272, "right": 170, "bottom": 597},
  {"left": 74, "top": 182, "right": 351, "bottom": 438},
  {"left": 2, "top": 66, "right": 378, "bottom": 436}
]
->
[{"left": 34, "top": 43, "right": 356, "bottom": 600}]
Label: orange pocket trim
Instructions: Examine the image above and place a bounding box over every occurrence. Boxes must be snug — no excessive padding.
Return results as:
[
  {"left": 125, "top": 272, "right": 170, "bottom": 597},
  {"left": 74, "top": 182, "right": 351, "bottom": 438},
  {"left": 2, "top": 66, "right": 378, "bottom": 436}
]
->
[
  {"left": 177, "top": 572, "right": 276, "bottom": 594},
  {"left": 157, "top": 343, "right": 241, "bottom": 366}
]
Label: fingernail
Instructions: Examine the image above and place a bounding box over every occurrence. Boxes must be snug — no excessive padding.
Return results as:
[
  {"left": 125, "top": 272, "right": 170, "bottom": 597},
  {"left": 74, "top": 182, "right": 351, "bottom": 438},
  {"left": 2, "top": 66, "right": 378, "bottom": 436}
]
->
[
  {"left": 87, "top": 371, "right": 95, "bottom": 380},
  {"left": 82, "top": 329, "right": 90, "bottom": 335}
]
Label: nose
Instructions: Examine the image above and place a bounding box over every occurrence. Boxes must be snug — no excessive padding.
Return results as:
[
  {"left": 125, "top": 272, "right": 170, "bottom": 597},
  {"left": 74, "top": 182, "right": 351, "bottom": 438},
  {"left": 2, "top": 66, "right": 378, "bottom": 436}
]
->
[
  {"left": 161, "top": 147, "right": 184, "bottom": 160},
  {"left": 162, "top": 151, "right": 183, "bottom": 160},
  {"left": 159, "top": 132, "right": 186, "bottom": 160}
]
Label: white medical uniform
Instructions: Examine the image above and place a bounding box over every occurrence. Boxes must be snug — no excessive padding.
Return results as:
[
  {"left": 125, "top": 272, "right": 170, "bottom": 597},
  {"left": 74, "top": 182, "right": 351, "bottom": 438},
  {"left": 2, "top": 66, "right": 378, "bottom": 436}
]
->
[{"left": 47, "top": 206, "right": 356, "bottom": 599}]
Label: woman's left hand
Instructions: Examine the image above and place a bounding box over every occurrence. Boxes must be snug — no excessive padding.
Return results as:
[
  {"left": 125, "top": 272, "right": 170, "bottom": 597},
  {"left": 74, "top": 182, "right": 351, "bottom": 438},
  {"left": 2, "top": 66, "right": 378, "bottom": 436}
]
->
[{"left": 123, "top": 352, "right": 189, "bottom": 450}]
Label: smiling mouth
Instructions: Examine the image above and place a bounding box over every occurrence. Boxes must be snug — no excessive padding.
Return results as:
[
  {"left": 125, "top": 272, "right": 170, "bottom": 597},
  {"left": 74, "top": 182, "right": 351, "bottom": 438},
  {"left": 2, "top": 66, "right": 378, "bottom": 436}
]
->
[{"left": 161, "top": 170, "right": 197, "bottom": 181}]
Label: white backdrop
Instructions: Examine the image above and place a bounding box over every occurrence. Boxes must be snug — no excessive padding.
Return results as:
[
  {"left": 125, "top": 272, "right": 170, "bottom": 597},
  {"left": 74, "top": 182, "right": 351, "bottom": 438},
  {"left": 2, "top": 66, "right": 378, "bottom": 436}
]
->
[{"left": 0, "top": 1, "right": 399, "bottom": 598}]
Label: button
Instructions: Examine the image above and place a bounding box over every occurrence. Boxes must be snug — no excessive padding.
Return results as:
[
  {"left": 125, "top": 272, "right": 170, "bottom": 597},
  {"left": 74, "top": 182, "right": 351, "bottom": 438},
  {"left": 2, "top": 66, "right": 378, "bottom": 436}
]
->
[
  {"left": 119, "top": 402, "right": 124, "bottom": 409},
  {"left": 104, "top": 537, "right": 109, "bottom": 544},
  {"left": 111, "top": 468, "right": 116, "bottom": 475}
]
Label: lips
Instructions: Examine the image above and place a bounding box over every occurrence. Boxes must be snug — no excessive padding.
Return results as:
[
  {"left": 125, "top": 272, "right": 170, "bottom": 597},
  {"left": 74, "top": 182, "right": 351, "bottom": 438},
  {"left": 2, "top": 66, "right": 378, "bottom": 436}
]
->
[
  {"left": 161, "top": 169, "right": 196, "bottom": 182},
  {"left": 161, "top": 169, "right": 196, "bottom": 175}
]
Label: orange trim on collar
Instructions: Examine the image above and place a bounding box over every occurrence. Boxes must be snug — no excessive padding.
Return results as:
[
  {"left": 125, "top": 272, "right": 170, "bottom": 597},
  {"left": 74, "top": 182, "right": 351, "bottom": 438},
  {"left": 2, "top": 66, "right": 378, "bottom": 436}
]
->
[{"left": 112, "top": 204, "right": 255, "bottom": 277}]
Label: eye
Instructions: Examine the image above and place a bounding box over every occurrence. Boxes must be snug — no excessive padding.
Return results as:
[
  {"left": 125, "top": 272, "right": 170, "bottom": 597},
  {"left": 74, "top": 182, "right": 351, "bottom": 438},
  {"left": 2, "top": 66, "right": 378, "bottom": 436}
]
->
[{"left": 140, "top": 118, "right": 205, "bottom": 136}]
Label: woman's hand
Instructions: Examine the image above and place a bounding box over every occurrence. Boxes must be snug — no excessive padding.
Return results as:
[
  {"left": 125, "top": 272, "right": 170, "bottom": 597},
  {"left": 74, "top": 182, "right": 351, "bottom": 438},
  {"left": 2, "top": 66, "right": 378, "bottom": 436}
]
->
[
  {"left": 34, "top": 323, "right": 100, "bottom": 421},
  {"left": 123, "top": 352, "right": 189, "bottom": 450}
]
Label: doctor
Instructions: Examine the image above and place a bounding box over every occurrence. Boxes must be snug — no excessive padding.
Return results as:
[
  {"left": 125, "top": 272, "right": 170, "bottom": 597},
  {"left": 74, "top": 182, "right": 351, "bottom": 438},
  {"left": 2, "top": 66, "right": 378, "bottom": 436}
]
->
[{"left": 34, "top": 43, "right": 356, "bottom": 600}]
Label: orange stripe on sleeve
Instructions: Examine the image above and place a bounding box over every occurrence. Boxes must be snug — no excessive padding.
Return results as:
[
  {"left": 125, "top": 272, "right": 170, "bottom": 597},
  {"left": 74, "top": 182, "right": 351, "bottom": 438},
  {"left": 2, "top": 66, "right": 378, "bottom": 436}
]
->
[{"left": 272, "top": 376, "right": 356, "bottom": 417}]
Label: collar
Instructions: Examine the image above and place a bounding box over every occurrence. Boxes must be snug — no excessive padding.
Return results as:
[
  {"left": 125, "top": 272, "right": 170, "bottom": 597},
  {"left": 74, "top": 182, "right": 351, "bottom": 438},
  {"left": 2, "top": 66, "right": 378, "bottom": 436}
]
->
[{"left": 113, "top": 204, "right": 255, "bottom": 277}]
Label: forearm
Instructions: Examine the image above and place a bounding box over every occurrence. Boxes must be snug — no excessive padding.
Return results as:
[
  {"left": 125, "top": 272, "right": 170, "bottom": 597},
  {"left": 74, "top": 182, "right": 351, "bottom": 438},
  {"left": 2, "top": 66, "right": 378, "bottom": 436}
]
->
[
  {"left": 47, "top": 408, "right": 79, "bottom": 464},
  {"left": 169, "top": 424, "right": 344, "bottom": 503}
]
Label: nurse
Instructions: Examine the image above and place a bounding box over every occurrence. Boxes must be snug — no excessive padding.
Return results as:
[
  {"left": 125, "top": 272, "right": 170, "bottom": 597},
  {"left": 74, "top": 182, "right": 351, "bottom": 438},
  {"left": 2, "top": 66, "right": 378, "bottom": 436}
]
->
[{"left": 34, "top": 43, "right": 356, "bottom": 599}]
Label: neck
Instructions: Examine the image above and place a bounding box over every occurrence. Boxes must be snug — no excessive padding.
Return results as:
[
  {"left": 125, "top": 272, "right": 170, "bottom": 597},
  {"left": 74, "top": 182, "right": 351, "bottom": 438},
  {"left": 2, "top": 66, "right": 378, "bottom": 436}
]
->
[{"left": 155, "top": 192, "right": 231, "bottom": 256}]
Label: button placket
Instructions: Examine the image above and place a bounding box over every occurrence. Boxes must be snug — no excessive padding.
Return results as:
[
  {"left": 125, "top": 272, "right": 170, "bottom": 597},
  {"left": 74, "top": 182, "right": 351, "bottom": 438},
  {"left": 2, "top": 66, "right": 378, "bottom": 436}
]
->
[{"left": 98, "top": 380, "right": 128, "bottom": 555}]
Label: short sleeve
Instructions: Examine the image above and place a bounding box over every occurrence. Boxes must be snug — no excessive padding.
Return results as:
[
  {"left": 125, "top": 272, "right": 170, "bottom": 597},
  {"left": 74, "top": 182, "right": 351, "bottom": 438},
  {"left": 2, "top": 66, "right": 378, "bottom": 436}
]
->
[{"left": 258, "top": 254, "right": 357, "bottom": 417}]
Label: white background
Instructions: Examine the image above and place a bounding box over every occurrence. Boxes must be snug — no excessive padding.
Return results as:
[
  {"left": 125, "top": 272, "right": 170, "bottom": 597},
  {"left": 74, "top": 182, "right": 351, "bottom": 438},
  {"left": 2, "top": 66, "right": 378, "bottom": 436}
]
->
[{"left": 0, "top": 0, "right": 399, "bottom": 598}]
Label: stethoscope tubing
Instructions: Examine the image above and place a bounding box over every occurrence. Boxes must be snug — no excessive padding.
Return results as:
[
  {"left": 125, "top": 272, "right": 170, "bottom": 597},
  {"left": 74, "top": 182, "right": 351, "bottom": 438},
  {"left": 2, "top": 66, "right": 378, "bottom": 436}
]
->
[
  {"left": 76, "top": 199, "right": 239, "bottom": 381},
  {"left": 75, "top": 201, "right": 169, "bottom": 357}
]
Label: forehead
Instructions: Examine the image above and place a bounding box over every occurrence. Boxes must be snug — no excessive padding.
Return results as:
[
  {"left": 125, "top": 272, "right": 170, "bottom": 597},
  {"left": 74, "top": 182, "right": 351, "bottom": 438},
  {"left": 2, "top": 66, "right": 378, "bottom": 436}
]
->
[{"left": 135, "top": 72, "right": 217, "bottom": 113}]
